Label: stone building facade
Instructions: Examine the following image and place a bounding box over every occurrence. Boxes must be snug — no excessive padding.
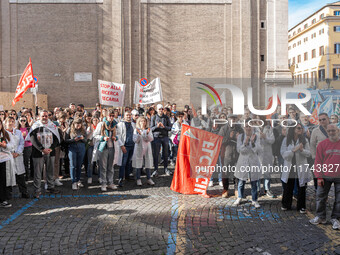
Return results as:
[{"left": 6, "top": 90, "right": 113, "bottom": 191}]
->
[{"left": 0, "top": 0, "right": 291, "bottom": 109}]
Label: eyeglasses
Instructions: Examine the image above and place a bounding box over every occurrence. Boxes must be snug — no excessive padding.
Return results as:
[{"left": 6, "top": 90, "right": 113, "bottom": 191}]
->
[
  {"left": 319, "top": 118, "right": 327, "bottom": 121},
  {"left": 296, "top": 127, "right": 303, "bottom": 130},
  {"left": 327, "top": 130, "right": 336, "bottom": 133},
  {"left": 41, "top": 115, "right": 48, "bottom": 118},
  {"left": 109, "top": 114, "right": 115, "bottom": 117},
  {"left": 48, "top": 114, "right": 52, "bottom": 116},
  {"left": 10, "top": 113, "right": 16, "bottom": 116},
  {"left": 0, "top": 114, "right": 4, "bottom": 116},
  {"left": 20, "top": 120, "right": 26, "bottom": 122}
]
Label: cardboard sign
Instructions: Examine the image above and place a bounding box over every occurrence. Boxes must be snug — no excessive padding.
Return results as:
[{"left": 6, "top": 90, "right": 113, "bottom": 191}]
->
[{"left": 134, "top": 77, "right": 163, "bottom": 105}]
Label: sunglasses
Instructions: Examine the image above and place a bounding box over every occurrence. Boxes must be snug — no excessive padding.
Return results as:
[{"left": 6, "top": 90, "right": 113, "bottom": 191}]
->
[
  {"left": 327, "top": 130, "right": 336, "bottom": 132},
  {"left": 296, "top": 127, "right": 303, "bottom": 130},
  {"left": 0, "top": 114, "right": 4, "bottom": 116},
  {"left": 109, "top": 114, "right": 115, "bottom": 117},
  {"left": 48, "top": 114, "right": 52, "bottom": 116},
  {"left": 10, "top": 113, "right": 16, "bottom": 116},
  {"left": 319, "top": 118, "right": 327, "bottom": 121},
  {"left": 20, "top": 120, "right": 26, "bottom": 122}
]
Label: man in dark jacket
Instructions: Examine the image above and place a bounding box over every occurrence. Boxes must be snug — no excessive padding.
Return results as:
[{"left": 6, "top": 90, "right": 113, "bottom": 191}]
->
[{"left": 150, "top": 104, "right": 172, "bottom": 177}]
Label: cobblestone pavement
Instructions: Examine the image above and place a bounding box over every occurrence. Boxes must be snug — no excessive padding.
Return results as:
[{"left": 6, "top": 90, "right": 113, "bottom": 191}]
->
[{"left": 0, "top": 168, "right": 339, "bottom": 255}]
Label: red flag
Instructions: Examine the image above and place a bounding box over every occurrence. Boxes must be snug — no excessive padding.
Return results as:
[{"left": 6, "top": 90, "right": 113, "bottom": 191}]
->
[
  {"left": 12, "top": 58, "right": 34, "bottom": 106},
  {"left": 266, "top": 95, "right": 281, "bottom": 119},
  {"left": 170, "top": 124, "right": 223, "bottom": 196},
  {"left": 309, "top": 102, "right": 320, "bottom": 125}
]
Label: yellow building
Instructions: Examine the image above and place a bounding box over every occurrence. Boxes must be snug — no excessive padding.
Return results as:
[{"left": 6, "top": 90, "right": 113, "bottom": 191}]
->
[{"left": 288, "top": 1, "right": 340, "bottom": 90}]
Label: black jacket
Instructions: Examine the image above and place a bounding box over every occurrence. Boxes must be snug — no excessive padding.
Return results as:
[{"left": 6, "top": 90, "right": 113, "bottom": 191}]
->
[{"left": 150, "top": 114, "right": 172, "bottom": 138}]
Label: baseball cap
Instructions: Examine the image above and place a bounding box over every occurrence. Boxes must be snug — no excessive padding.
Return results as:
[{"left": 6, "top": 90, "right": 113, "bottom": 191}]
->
[{"left": 157, "top": 104, "right": 163, "bottom": 110}]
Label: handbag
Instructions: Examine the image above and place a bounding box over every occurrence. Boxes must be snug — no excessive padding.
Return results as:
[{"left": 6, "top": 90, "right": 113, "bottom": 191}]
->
[{"left": 173, "top": 133, "right": 179, "bottom": 145}]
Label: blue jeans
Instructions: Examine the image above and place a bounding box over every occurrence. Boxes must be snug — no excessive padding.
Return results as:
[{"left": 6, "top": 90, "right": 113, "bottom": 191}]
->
[
  {"left": 87, "top": 145, "right": 94, "bottom": 178},
  {"left": 238, "top": 180, "right": 258, "bottom": 201},
  {"left": 136, "top": 168, "right": 151, "bottom": 180},
  {"left": 257, "top": 179, "right": 271, "bottom": 192},
  {"left": 119, "top": 145, "right": 134, "bottom": 180},
  {"left": 69, "top": 143, "right": 86, "bottom": 183},
  {"left": 153, "top": 137, "right": 169, "bottom": 171}
]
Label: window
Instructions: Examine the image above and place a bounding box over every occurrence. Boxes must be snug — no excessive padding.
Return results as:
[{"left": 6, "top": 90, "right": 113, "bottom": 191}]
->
[
  {"left": 293, "top": 31, "right": 296, "bottom": 36},
  {"left": 311, "top": 71, "right": 317, "bottom": 85},
  {"left": 319, "top": 69, "right": 325, "bottom": 81},
  {"left": 319, "top": 46, "right": 324, "bottom": 56},
  {"left": 303, "top": 73, "right": 309, "bottom": 83},
  {"left": 335, "top": 43, "right": 340, "bottom": 54},
  {"left": 298, "top": 40, "right": 301, "bottom": 46},
  {"left": 261, "top": 55, "right": 265, "bottom": 61},
  {"left": 304, "top": 52, "right": 308, "bottom": 61},
  {"left": 312, "top": 18, "right": 316, "bottom": 24},
  {"left": 320, "top": 13, "right": 324, "bottom": 19},
  {"left": 292, "top": 57, "right": 296, "bottom": 64},
  {"left": 288, "top": 46, "right": 291, "bottom": 50},
  {"left": 288, "top": 34, "right": 291, "bottom": 39},
  {"left": 304, "top": 37, "right": 308, "bottom": 42},
  {"left": 288, "top": 59, "right": 291, "bottom": 67},
  {"left": 311, "top": 33, "right": 316, "bottom": 39},
  {"left": 334, "top": 26, "right": 340, "bottom": 32},
  {"left": 333, "top": 68, "right": 340, "bottom": 80},
  {"left": 312, "top": 49, "right": 316, "bottom": 58},
  {"left": 298, "top": 55, "right": 301, "bottom": 63},
  {"left": 319, "top": 28, "right": 325, "bottom": 35},
  {"left": 298, "top": 28, "right": 301, "bottom": 33},
  {"left": 293, "top": 43, "right": 296, "bottom": 48},
  {"left": 334, "top": 11, "right": 340, "bottom": 16},
  {"left": 260, "top": 21, "right": 266, "bottom": 29},
  {"left": 304, "top": 23, "right": 308, "bottom": 29}
]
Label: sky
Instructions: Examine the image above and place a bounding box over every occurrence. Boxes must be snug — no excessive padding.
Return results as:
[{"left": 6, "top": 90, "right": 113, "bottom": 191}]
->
[{"left": 289, "top": 0, "right": 336, "bottom": 29}]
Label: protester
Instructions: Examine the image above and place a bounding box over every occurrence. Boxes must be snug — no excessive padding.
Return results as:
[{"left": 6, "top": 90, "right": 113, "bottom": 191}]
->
[
  {"left": 258, "top": 120, "right": 276, "bottom": 197},
  {"left": 0, "top": 119, "right": 15, "bottom": 207},
  {"left": 94, "top": 110, "right": 118, "bottom": 191},
  {"left": 86, "top": 115, "right": 99, "bottom": 184},
  {"left": 170, "top": 112, "right": 188, "bottom": 165},
  {"left": 150, "top": 104, "right": 172, "bottom": 177},
  {"left": 309, "top": 124, "right": 340, "bottom": 230},
  {"left": 5, "top": 117, "right": 29, "bottom": 198},
  {"left": 233, "top": 119, "right": 261, "bottom": 208},
  {"left": 218, "top": 114, "right": 243, "bottom": 197},
  {"left": 65, "top": 118, "right": 87, "bottom": 190},
  {"left": 280, "top": 123, "right": 311, "bottom": 213},
  {"left": 116, "top": 111, "right": 135, "bottom": 187},
  {"left": 132, "top": 117, "right": 155, "bottom": 186},
  {"left": 18, "top": 116, "right": 32, "bottom": 181},
  {"left": 30, "top": 110, "right": 60, "bottom": 198}
]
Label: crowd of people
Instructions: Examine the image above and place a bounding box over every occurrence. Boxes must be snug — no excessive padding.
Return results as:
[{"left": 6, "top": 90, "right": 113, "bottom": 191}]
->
[{"left": 0, "top": 101, "right": 339, "bottom": 230}]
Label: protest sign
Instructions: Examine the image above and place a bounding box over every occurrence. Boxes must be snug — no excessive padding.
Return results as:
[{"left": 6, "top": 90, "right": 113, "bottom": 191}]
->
[
  {"left": 98, "top": 80, "right": 125, "bottom": 107},
  {"left": 134, "top": 77, "right": 163, "bottom": 105}
]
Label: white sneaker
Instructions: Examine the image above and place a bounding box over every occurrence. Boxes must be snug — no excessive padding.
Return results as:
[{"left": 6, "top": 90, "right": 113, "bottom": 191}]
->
[
  {"left": 77, "top": 181, "right": 84, "bottom": 188},
  {"left": 219, "top": 181, "right": 223, "bottom": 187},
  {"left": 309, "top": 216, "right": 327, "bottom": 225},
  {"left": 44, "top": 182, "right": 48, "bottom": 190},
  {"left": 87, "top": 178, "right": 92, "bottom": 184},
  {"left": 98, "top": 178, "right": 102, "bottom": 184},
  {"left": 252, "top": 201, "right": 261, "bottom": 208},
  {"left": 233, "top": 198, "right": 242, "bottom": 206},
  {"left": 72, "top": 182, "right": 78, "bottom": 190},
  {"left": 147, "top": 179, "right": 155, "bottom": 186},
  {"left": 136, "top": 179, "right": 142, "bottom": 186},
  {"left": 208, "top": 181, "right": 214, "bottom": 187},
  {"left": 54, "top": 179, "right": 63, "bottom": 186},
  {"left": 331, "top": 219, "right": 340, "bottom": 230},
  {"left": 107, "top": 184, "right": 117, "bottom": 190},
  {"left": 101, "top": 185, "right": 107, "bottom": 192}
]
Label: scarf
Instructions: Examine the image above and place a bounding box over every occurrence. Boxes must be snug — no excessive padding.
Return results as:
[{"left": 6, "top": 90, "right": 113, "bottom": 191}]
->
[{"left": 25, "top": 120, "right": 60, "bottom": 142}]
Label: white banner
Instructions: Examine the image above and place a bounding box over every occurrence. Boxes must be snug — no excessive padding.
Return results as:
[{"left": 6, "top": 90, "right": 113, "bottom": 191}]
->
[
  {"left": 98, "top": 80, "right": 125, "bottom": 107},
  {"left": 134, "top": 77, "right": 163, "bottom": 105}
]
